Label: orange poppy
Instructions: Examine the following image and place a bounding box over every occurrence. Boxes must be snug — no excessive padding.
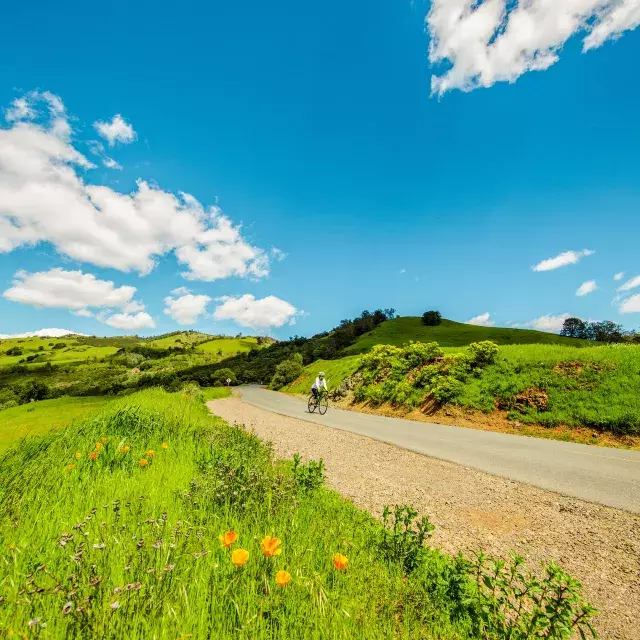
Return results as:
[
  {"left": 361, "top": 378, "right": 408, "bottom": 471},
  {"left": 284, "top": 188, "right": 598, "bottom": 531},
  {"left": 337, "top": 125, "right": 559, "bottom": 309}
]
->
[
  {"left": 88, "top": 452, "right": 99, "bottom": 461},
  {"left": 146, "top": 450, "right": 156, "bottom": 458},
  {"left": 95, "top": 442, "right": 103, "bottom": 451},
  {"left": 333, "top": 553, "right": 349, "bottom": 570},
  {"left": 218, "top": 530, "right": 239, "bottom": 549},
  {"left": 231, "top": 548, "right": 249, "bottom": 567},
  {"left": 161, "top": 443, "right": 168, "bottom": 450},
  {"left": 120, "top": 445, "right": 130, "bottom": 453},
  {"left": 260, "top": 535, "right": 282, "bottom": 557},
  {"left": 275, "top": 570, "right": 291, "bottom": 588},
  {"left": 139, "top": 458, "right": 148, "bottom": 468}
]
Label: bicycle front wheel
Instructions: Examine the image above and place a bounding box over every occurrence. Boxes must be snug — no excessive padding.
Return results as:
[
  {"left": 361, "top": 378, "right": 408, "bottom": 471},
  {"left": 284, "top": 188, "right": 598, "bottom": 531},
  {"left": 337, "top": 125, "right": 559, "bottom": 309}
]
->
[
  {"left": 318, "top": 395, "right": 329, "bottom": 415},
  {"left": 308, "top": 395, "right": 317, "bottom": 413}
]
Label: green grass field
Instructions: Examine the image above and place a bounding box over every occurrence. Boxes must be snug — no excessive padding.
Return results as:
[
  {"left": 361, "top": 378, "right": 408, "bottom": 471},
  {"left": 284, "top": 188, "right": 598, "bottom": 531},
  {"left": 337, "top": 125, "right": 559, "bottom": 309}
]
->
[
  {"left": 0, "top": 337, "right": 120, "bottom": 368},
  {"left": 0, "top": 388, "right": 595, "bottom": 638},
  {"left": 0, "top": 396, "right": 112, "bottom": 454},
  {"left": 197, "top": 336, "right": 261, "bottom": 356},
  {"left": 344, "top": 317, "right": 588, "bottom": 353}
]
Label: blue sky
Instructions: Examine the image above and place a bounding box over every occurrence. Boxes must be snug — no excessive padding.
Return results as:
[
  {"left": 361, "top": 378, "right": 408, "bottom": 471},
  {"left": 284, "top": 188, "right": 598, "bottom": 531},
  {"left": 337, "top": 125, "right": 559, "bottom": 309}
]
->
[{"left": 1, "top": 0, "right": 640, "bottom": 338}]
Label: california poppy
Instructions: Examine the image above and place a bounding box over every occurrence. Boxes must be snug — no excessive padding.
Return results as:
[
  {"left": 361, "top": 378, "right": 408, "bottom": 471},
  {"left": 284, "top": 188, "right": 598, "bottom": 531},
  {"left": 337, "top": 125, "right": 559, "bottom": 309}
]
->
[
  {"left": 260, "top": 535, "right": 282, "bottom": 557},
  {"left": 88, "top": 452, "right": 98, "bottom": 461},
  {"left": 120, "top": 445, "right": 130, "bottom": 453},
  {"left": 95, "top": 442, "right": 103, "bottom": 451},
  {"left": 139, "top": 458, "right": 148, "bottom": 468},
  {"left": 146, "top": 450, "right": 156, "bottom": 458},
  {"left": 333, "top": 553, "right": 348, "bottom": 570},
  {"left": 74, "top": 452, "right": 81, "bottom": 459},
  {"left": 101, "top": 437, "right": 108, "bottom": 444},
  {"left": 275, "top": 570, "right": 291, "bottom": 587},
  {"left": 161, "top": 443, "right": 168, "bottom": 450},
  {"left": 231, "top": 548, "right": 249, "bottom": 567},
  {"left": 218, "top": 530, "right": 238, "bottom": 549}
]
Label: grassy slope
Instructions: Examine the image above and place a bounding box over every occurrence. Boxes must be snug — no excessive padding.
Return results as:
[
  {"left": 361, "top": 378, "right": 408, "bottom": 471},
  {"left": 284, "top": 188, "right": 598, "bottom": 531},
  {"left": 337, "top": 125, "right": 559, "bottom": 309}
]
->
[
  {"left": 345, "top": 317, "right": 587, "bottom": 353},
  {"left": 197, "top": 336, "right": 261, "bottom": 356},
  {"left": 0, "top": 396, "right": 112, "bottom": 454},
  {"left": 0, "top": 337, "right": 119, "bottom": 368},
  {"left": 287, "top": 356, "right": 362, "bottom": 395}
]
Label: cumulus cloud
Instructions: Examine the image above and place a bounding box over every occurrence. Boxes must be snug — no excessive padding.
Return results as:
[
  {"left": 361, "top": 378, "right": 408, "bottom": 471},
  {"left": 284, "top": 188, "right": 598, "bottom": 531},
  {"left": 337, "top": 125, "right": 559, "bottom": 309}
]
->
[
  {"left": 163, "top": 289, "right": 212, "bottom": 325},
  {"left": 614, "top": 271, "right": 625, "bottom": 281},
  {"left": 427, "top": 1, "right": 640, "bottom": 95},
  {"left": 524, "top": 313, "right": 570, "bottom": 333},
  {"left": 0, "top": 328, "right": 84, "bottom": 339},
  {"left": 576, "top": 280, "right": 598, "bottom": 296},
  {"left": 466, "top": 312, "right": 495, "bottom": 326},
  {"left": 212, "top": 294, "right": 298, "bottom": 329},
  {"left": 94, "top": 114, "right": 136, "bottom": 146},
  {"left": 617, "top": 275, "right": 640, "bottom": 291},
  {"left": 0, "top": 92, "right": 275, "bottom": 281},
  {"left": 619, "top": 294, "right": 640, "bottom": 313},
  {"left": 532, "top": 249, "right": 594, "bottom": 272},
  {"left": 101, "top": 311, "right": 155, "bottom": 330}
]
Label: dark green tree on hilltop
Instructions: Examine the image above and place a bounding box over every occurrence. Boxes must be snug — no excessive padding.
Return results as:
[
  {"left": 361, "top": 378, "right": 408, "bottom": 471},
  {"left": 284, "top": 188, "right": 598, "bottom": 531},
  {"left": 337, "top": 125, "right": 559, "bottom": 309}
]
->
[
  {"left": 560, "top": 317, "right": 586, "bottom": 338},
  {"left": 421, "top": 310, "right": 442, "bottom": 327}
]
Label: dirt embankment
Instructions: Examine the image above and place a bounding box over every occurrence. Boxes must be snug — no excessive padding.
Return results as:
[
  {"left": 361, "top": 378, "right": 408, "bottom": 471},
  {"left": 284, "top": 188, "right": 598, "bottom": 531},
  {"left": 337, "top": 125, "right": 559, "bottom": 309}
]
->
[{"left": 209, "top": 396, "right": 640, "bottom": 640}]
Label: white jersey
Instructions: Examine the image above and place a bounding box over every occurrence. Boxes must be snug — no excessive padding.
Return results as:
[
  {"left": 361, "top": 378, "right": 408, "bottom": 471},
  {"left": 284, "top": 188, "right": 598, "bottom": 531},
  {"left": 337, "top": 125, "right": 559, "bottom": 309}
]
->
[{"left": 312, "top": 377, "right": 327, "bottom": 390}]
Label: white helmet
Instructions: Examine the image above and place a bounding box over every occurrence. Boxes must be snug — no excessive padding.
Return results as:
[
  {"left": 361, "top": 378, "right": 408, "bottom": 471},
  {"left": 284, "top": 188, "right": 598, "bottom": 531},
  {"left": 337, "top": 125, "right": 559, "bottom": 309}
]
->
[{"left": 319, "top": 372, "right": 325, "bottom": 378}]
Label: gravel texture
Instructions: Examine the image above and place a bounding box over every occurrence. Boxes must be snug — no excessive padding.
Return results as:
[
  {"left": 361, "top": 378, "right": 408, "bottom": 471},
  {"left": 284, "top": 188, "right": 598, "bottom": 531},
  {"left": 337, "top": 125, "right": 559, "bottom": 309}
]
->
[{"left": 208, "top": 396, "right": 640, "bottom": 640}]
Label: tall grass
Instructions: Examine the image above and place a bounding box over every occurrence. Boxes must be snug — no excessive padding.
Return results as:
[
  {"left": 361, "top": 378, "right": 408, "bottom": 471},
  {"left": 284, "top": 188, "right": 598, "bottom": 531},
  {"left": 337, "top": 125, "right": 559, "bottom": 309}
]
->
[{"left": 0, "top": 388, "right": 595, "bottom": 638}]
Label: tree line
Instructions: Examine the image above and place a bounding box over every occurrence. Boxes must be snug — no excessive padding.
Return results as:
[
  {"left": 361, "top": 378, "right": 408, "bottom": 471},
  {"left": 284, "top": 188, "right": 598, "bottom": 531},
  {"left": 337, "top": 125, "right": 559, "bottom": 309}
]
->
[{"left": 560, "top": 317, "right": 640, "bottom": 343}]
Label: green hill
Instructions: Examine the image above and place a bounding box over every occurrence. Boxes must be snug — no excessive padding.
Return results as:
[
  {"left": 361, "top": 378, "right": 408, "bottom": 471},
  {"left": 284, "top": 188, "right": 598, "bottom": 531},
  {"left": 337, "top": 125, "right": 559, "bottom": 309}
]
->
[{"left": 344, "top": 317, "right": 587, "bottom": 353}]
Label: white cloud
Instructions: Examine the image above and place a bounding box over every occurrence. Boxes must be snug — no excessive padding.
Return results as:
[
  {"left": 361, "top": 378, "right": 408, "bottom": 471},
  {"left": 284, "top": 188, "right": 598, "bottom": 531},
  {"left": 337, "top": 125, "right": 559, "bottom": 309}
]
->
[
  {"left": 0, "top": 328, "right": 84, "bottom": 339},
  {"left": 94, "top": 114, "right": 136, "bottom": 146},
  {"left": 524, "top": 313, "right": 571, "bottom": 333},
  {"left": 619, "top": 294, "right": 640, "bottom": 313},
  {"left": 399, "top": 268, "right": 406, "bottom": 274},
  {"left": 427, "top": 1, "right": 640, "bottom": 95},
  {"left": 614, "top": 271, "right": 625, "bottom": 281},
  {"left": 101, "top": 311, "right": 155, "bottom": 330},
  {"left": 466, "top": 312, "right": 495, "bottom": 326},
  {"left": 0, "top": 93, "right": 273, "bottom": 281},
  {"left": 576, "top": 280, "right": 598, "bottom": 296},
  {"left": 73, "top": 308, "right": 95, "bottom": 318},
  {"left": 617, "top": 275, "right": 640, "bottom": 291},
  {"left": 532, "top": 249, "right": 594, "bottom": 272},
  {"left": 103, "top": 157, "right": 122, "bottom": 170},
  {"left": 163, "top": 290, "right": 212, "bottom": 325},
  {"left": 3, "top": 268, "right": 142, "bottom": 312},
  {"left": 213, "top": 294, "right": 298, "bottom": 329}
]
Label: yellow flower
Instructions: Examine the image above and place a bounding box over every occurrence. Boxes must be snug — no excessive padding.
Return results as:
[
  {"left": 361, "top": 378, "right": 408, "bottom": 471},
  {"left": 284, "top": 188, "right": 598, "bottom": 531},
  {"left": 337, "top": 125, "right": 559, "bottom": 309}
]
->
[
  {"left": 218, "top": 530, "right": 239, "bottom": 549},
  {"left": 95, "top": 442, "right": 103, "bottom": 451},
  {"left": 101, "top": 437, "right": 108, "bottom": 444},
  {"left": 260, "top": 535, "right": 282, "bottom": 557},
  {"left": 275, "top": 570, "right": 291, "bottom": 588},
  {"left": 139, "top": 458, "right": 148, "bottom": 468},
  {"left": 74, "top": 451, "right": 81, "bottom": 459},
  {"left": 65, "top": 463, "right": 76, "bottom": 471},
  {"left": 146, "top": 450, "right": 156, "bottom": 458},
  {"left": 231, "top": 548, "right": 249, "bottom": 567},
  {"left": 120, "top": 445, "right": 130, "bottom": 454},
  {"left": 161, "top": 442, "right": 168, "bottom": 450},
  {"left": 333, "top": 553, "right": 349, "bottom": 570},
  {"left": 88, "top": 451, "right": 99, "bottom": 461}
]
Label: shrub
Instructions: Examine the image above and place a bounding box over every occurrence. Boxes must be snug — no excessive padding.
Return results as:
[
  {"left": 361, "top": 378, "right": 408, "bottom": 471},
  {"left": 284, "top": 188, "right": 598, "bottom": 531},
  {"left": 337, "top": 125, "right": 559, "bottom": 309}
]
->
[
  {"left": 211, "top": 368, "right": 237, "bottom": 387},
  {"left": 421, "top": 310, "right": 442, "bottom": 326},
  {"left": 13, "top": 379, "right": 49, "bottom": 404},
  {"left": 432, "top": 378, "right": 464, "bottom": 403},
  {"left": 5, "top": 346, "right": 23, "bottom": 356},
  {"left": 269, "top": 353, "right": 304, "bottom": 389},
  {"left": 292, "top": 453, "right": 325, "bottom": 493},
  {"left": 468, "top": 341, "right": 499, "bottom": 367}
]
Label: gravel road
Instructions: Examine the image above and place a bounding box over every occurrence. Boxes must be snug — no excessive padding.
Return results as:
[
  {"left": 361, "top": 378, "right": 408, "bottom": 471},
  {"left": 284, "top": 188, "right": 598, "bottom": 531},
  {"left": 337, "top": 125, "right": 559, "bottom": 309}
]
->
[{"left": 208, "top": 395, "right": 640, "bottom": 640}]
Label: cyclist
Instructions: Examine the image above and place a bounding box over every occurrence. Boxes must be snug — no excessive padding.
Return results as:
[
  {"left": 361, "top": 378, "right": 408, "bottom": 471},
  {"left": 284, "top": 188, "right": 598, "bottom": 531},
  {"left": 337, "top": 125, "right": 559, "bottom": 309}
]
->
[{"left": 311, "top": 372, "right": 328, "bottom": 400}]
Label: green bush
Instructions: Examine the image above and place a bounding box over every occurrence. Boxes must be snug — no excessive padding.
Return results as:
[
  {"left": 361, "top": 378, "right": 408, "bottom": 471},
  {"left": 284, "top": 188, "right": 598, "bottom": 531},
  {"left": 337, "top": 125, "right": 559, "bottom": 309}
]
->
[
  {"left": 269, "top": 353, "right": 304, "bottom": 389},
  {"left": 421, "top": 310, "right": 442, "bottom": 326}
]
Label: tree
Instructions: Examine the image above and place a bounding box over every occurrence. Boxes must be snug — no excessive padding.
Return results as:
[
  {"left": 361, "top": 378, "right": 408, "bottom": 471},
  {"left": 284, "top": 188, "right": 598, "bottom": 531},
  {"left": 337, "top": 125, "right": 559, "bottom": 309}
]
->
[
  {"left": 421, "top": 311, "right": 442, "bottom": 327},
  {"left": 585, "top": 321, "right": 625, "bottom": 343},
  {"left": 560, "top": 317, "right": 586, "bottom": 339},
  {"left": 211, "top": 368, "right": 237, "bottom": 386},
  {"left": 269, "top": 353, "right": 304, "bottom": 390}
]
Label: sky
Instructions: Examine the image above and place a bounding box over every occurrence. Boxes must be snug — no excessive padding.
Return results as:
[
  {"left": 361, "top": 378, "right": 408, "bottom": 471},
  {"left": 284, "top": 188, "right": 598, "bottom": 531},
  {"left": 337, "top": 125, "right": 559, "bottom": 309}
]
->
[{"left": 1, "top": 0, "right": 640, "bottom": 339}]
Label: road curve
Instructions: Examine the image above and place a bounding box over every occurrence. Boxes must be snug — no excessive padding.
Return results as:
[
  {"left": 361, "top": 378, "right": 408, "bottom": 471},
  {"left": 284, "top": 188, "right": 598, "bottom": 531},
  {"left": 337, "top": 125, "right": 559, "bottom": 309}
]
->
[{"left": 238, "top": 386, "right": 640, "bottom": 513}]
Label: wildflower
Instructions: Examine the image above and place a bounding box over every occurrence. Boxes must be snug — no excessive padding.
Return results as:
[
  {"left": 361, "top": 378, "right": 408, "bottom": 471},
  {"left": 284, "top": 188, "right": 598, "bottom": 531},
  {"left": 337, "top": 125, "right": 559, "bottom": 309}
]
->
[
  {"left": 146, "top": 450, "right": 156, "bottom": 458},
  {"left": 95, "top": 442, "right": 103, "bottom": 451},
  {"left": 120, "top": 446, "right": 130, "bottom": 454},
  {"left": 74, "top": 452, "right": 81, "bottom": 459},
  {"left": 101, "top": 437, "right": 108, "bottom": 444},
  {"left": 260, "top": 535, "right": 282, "bottom": 557},
  {"left": 139, "top": 458, "right": 148, "bottom": 468},
  {"left": 65, "top": 463, "right": 76, "bottom": 471},
  {"left": 275, "top": 570, "right": 291, "bottom": 588},
  {"left": 333, "top": 553, "right": 349, "bottom": 570},
  {"left": 231, "top": 548, "right": 249, "bottom": 567},
  {"left": 88, "top": 452, "right": 98, "bottom": 461},
  {"left": 28, "top": 618, "right": 41, "bottom": 627},
  {"left": 161, "top": 442, "right": 168, "bottom": 450},
  {"left": 110, "top": 601, "right": 120, "bottom": 610},
  {"left": 218, "top": 530, "right": 238, "bottom": 549}
]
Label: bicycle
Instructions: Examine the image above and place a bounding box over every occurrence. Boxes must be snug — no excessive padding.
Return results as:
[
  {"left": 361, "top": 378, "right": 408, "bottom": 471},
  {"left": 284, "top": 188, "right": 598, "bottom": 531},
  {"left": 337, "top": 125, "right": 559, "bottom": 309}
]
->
[{"left": 308, "top": 389, "right": 329, "bottom": 415}]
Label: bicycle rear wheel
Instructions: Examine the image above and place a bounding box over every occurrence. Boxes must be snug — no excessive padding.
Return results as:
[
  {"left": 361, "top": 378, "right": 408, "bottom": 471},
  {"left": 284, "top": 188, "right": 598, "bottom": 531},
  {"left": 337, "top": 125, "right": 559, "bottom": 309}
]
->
[
  {"left": 308, "top": 395, "right": 317, "bottom": 413},
  {"left": 318, "top": 395, "right": 329, "bottom": 415}
]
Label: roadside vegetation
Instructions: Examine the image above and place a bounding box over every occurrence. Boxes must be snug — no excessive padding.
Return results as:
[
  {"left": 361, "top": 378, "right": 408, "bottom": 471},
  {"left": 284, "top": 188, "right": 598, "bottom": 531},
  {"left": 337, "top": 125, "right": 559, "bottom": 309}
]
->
[{"left": 0, "top": 387, "right": 596, "bottom": 638}]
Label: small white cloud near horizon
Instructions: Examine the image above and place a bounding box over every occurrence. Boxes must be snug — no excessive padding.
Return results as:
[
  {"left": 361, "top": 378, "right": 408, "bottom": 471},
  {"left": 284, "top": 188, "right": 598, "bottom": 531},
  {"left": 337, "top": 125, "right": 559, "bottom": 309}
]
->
[
  {"left": 94, "top": 114, "right": 136, "bottom": 146},
  {"left": 617, "top": 275, "right": 640, "bottom": 292},
  {"left": 619, "top": 294, "right": 640, "bottom": 314},
  {"left": 466, "top": 312, "right": 495, "bottom": 327},
  {"left": 0, "top": 328, "right": 85, "bottom": 339},
  {"left": 213, "top": 294, "right": 298, "bottom": 329},
  {"left": 164, "top": 289, "right": 212, "bottom": 325},
  {"left": 532, "top": 249, "right": 595, "bottom": 272},
  {"left": 614, "top": 272, "right": 625, "bottom": 281},
  {"left": 524, "top": 313, "right": 571, "bottom": 333},
  {"left": 576, "top": 280, "right": 598, "bottom": 296},
  {"left": 100, "top": 311, "right": 155, "bottom": 330},
  {"left": 427, "top": 1, "right": 640, "bottom": 95}
]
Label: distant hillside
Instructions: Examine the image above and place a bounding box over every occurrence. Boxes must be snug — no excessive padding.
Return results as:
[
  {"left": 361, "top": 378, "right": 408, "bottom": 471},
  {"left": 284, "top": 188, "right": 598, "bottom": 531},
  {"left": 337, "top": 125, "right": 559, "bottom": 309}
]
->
[{"left": 344, "top": 317, "right": 587, "bottom": 353}]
